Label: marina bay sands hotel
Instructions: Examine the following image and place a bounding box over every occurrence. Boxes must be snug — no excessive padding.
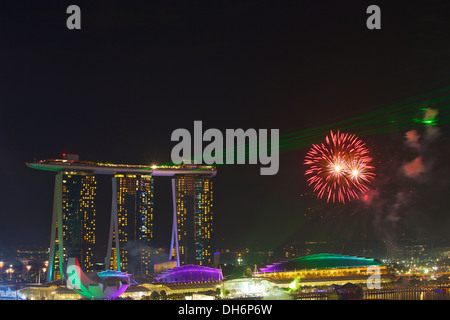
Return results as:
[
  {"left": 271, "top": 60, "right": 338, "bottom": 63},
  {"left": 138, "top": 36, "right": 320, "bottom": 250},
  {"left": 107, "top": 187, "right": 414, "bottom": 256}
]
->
[{"left": 26, "top": 154, "right": 216, "bottom": 282}]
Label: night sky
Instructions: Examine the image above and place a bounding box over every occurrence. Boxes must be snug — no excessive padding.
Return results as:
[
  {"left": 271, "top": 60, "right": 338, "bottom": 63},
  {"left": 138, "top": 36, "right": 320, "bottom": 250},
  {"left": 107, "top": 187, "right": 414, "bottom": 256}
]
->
[{"left": 0, "top": 1, "right": 449, "bottom": 260}]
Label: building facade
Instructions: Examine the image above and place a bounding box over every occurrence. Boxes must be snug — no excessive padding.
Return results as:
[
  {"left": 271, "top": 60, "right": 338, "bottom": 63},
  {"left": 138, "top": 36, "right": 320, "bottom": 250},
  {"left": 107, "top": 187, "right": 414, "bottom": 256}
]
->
[
  {"left": 48, "top": 171, "right": 97, "bottom": 281},
  {"left": 174, "top": 175, "right": 214, "bottom": 267},
  {"left": 108, "top": 174, "right": 155, "bottom": 275},
  {"left": 253, "top": 253, "right": 392, "bottom": 287}
]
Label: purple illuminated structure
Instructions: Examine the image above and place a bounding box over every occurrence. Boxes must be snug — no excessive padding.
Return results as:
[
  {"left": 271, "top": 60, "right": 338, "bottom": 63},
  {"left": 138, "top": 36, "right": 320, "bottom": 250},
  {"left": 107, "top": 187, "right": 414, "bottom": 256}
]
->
[
  {"left": 258, "top": 261, "right": 288, "bottom": 274},
  {"left": 154, "top": 265, "right": 223, "bottom": 283}
]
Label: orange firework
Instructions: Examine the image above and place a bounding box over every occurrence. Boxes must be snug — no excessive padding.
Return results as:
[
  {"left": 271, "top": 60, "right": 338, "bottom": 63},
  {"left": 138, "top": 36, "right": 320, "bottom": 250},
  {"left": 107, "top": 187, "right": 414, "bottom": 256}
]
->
[{"left": 304, "top": 131, "right": 375, "bottom": 203}]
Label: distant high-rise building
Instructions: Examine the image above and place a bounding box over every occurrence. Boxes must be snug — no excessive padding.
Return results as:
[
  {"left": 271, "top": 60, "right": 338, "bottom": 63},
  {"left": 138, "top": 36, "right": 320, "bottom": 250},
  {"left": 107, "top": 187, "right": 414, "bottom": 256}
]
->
[
  {"left": 172, "top": 175, "right": 214, "bottom": 267},
  {"left": 48, "top": 171, "right": 96, "bottom": 281},
  {"left": 107, "top": 174, "right": 154, "bottom": 275}
]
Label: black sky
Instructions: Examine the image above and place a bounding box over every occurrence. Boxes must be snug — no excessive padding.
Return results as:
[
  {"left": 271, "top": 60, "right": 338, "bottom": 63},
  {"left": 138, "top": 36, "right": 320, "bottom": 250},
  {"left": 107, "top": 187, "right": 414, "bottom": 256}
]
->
[{"left": 0, "top": 1, "right": 449, "bottom": 258}]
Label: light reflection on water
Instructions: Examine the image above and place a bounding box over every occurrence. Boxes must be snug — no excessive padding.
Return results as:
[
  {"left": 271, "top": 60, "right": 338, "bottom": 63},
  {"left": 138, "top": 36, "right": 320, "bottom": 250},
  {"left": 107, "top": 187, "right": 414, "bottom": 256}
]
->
[
  {"left": 365, "top": 290, "right": 450, "bottom": 300},
  {"left": 298, "top": 289, "right": 450, "bottom": 300}
]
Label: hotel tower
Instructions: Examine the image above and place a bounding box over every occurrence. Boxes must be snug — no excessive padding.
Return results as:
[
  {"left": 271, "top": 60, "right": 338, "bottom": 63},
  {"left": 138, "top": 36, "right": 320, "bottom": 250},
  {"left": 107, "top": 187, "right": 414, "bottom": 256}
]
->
[
  {"left": 47, "top": 170, "right": 97, "bottom": 281},
  {"left": 107, "top": 174, "right": 154, "bottom": 275},
  {"left": 170, "top": 175, "right": 214, "bottom": 267},
  {"left": 27, "top": 155, "right": 216, "bottom": 282}
]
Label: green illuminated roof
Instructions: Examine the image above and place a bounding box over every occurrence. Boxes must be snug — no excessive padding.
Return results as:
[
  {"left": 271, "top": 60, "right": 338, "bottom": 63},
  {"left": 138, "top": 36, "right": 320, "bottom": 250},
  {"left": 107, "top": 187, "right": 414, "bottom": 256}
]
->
[
  {"left": 27, "top": 163, "right": 62, "bottom": 172},
  {"left": 260, "top": 253, "right": 383, "bottom": 273},
  {"left": 26, "top": 159, "right": 217, "bottom": 176},
  {"left": 291, "top": 253, "right": 383, "bottom": 269}
]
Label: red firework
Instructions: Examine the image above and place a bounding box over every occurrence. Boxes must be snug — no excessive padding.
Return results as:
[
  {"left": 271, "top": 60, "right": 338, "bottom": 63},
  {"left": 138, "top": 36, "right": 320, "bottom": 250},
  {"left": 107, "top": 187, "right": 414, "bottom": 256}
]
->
[{"left": 304, "top": 131, "right": 375, "bottom": 203}]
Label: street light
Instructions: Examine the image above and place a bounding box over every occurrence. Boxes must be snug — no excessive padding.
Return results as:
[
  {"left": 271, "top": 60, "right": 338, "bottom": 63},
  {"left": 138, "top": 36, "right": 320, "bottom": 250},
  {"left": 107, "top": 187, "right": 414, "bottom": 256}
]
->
[
  {"left": 6, "top": 267, "right": 14, "bottom": 280},
  {"left": 38, "top": 267, "right": 47, "bottom": 284},
  {"left": 0, "top": 261, "right": 4, "bottom": 282}
]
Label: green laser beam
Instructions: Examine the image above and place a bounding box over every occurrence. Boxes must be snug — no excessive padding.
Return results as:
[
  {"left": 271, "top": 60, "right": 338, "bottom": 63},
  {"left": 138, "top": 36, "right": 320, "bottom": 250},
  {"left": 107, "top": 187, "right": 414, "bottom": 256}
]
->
[{"left": 143, "top": 86, "right": 450, "bottom": 168}]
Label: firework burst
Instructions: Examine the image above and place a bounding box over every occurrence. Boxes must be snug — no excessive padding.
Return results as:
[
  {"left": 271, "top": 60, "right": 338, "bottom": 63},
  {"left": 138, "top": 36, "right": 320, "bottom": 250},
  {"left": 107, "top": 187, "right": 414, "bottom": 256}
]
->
[{"left": 304, "top": 131, "right": 375, "bottom": 203}]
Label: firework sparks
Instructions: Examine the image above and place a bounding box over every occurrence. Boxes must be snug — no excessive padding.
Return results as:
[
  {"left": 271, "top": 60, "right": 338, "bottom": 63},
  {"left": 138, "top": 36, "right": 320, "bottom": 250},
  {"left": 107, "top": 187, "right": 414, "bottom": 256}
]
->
[{"left": 304, "top": 131, "right": 375, "bottom": 203}]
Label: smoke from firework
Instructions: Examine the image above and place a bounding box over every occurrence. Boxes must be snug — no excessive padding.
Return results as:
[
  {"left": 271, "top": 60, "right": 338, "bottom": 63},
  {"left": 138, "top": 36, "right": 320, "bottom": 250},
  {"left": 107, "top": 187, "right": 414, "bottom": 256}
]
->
[{"left": 369, "top": 107, "right": 444, "bottom": 244}]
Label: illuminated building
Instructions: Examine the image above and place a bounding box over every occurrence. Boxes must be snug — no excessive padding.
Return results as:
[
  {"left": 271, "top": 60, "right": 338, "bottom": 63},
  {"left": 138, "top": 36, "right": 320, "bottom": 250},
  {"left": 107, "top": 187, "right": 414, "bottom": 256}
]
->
[
  {"left": 154, "top": 260, "right": 178, "bottom": 274},
  {"left": 47, "top": 170, "right": 97, "bottom": 281},
  {"left": 170, "top": 175, "right": 214, "bottom": 267},
  {"left": 253, "top": 253, "right": 392, "bottom": 287},
  {"left": 106, "top": 174, "right": 154, "bottom": 275},
  {"left": 221, "top": 278, "right": 273, "bottom": 298},
  {"left": 154, "top": 264, "right": 223, "bottom": 283},
  {"left": 27, "top": 156, "right": 216, "bottom": 283},
  {"left": 66, "top": 257, "right": 131, "bottom": 300},
  {"left": 19, "top": 280, "right": 222, "bottom": 300}
]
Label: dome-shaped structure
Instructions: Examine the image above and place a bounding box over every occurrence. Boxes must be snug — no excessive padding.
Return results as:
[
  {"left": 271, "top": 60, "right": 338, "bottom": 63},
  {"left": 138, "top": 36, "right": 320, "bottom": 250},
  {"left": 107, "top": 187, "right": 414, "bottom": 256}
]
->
[
  {"left": 259, "top": 253, "right": 383, "bottom": 273},
  {"left": 154, "top": 264, "right": 223, "bottom": 283}
]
